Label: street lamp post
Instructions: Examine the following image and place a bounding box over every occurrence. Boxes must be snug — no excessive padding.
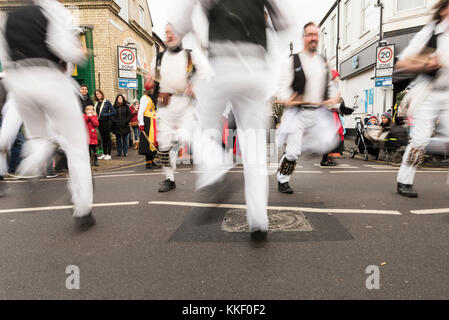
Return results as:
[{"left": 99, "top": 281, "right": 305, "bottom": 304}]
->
[
  {"left": 336, "top": 0, "right": 341, "bottom": 73},
  {"left": 377, "top": 0, "right": 385, "bottom": 45}
]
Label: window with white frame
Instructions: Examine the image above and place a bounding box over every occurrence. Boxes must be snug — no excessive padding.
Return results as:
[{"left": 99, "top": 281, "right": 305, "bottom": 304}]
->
[
  {"left": 396, "top": 0, "right": 426, "bottom": 12},
  {"left": 344, "top": 0, "right": 351, "bottom": 46},
  {"left": 139, "top": 6, "right": 145, "bottom": 28},
  {"left": 114, "top": 0, "right": 129, "bottom": 22},
  {"left": 321, "top": 28, "right": 326, "bottom": 57},
  {"left": 330, "top": 16, "right": 337, "bottom": 57},
  {"left": 361, "top": 0, "right": 371, "bottom": 33}
]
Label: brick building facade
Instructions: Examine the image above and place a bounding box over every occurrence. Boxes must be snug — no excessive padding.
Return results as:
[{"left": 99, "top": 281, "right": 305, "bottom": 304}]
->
[{"left": 0, "top": 0, "right": 164, "bottom": 102}]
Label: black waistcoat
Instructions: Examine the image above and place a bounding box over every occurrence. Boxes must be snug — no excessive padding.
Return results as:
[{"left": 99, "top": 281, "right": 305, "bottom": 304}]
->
[
  {"left": 5, "top": 5, "right": 60, "bottom": 64},
  {"left": 208, "top": 0, "right": 267, "bottom": 49},
  {"left": 291, "top": 53, "right": 330, "bottom": 101}
]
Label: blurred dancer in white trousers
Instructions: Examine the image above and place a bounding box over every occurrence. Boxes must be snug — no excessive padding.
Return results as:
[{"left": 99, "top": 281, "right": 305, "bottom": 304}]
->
[
  {"left": 395, "top": 0, "right": 449, "bottom": 198},
  {"left": 0, "top": 0, "right": 94, "bottom": 229},
  {"left": 169, "top": 0, "right": 293, "bottom": 239}
]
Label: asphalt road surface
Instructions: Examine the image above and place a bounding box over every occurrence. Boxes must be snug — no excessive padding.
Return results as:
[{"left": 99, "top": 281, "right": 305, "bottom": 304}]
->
[{"left": 0, "top": 155, "right": 448, "bottom": 300}]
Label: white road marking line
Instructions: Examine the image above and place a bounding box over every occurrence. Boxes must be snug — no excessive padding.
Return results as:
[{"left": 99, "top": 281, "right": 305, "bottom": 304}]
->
[
  {"left": 330, "top": 170, "right": 398, "bottom": 174},
  {"left": 193, "top": 170, "right": 324, "bottom": 174},
  {"left": 330, "top": 170, "right": 449, "bottom": 174},
  {"left": 410, "top": 208, "right": 449, "bottom": 215},
  {"left": 95, "top": 170, "right": 136, "bottom": 175},
  {"left": 1, "top": 172, "right": 170, "bottom": 183},
  {"left": 0, "top": 202, "right": 140, "bottom": 214},
  {"left": 364, "top": 165, "right": 397, "bottom": 169},
  {"left": 269, "top": 171, "right": 323, "bottom": 174},
  {"left": 148, "top": 201, "right": 402, "bottom": 215},
  {"left": 314, "top": 164, "right": 359, "bottom": 169},
  {"left": 93, "top": 172, "right": 168, "bottom": 179}
]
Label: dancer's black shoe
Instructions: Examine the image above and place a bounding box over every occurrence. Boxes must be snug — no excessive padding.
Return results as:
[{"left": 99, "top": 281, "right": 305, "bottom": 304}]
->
[
  {"left": 397, "top": 183, "right": 418, "bottom": 198},
  {"left": 159, "top": 179, "right": 176, "bottom": 193},
  {"left": 278, "top": 182, "right": 294, "bottom": 194},
  {"left": 74, "top": 212, "right": 96, "bottom": 231}
]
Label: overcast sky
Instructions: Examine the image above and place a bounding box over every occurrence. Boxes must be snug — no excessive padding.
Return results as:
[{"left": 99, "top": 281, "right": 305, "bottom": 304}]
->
[{"left": 147, "top": 0, "right": 336, "bottom": 47}]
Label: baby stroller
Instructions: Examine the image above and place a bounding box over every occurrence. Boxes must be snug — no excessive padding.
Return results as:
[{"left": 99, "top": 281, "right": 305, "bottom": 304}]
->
[
  {"left": 349, "top": 115, "right": 380, "bottom": 161},
  {"left": 349, "top": 115, "right": 408, "bottom": 162}
]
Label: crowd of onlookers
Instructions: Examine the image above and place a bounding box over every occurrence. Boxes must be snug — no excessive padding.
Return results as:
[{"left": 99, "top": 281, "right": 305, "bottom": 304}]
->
[
  {"left": 79, "top": 85, "right": 142, "bottom": 167},
  {"left": 2, "top": 84, "right": 144, "bottom": 179}
]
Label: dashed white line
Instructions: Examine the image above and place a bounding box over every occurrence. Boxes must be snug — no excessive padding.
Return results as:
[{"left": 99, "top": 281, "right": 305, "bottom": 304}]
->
[
  {"left": 0, "top": 202, "right": 140, "bottom": 214},
  {"left": 410, "top": 208, "right": 449, "bottom": 215},
  {"left": 330, "top": 170, "right": 449, "bottom": 174}
]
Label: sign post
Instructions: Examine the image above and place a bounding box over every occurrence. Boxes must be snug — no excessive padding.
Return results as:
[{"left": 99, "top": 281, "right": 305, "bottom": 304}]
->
[
  {"left": 375, "top": 44, "right": 395, "bottom": 113},
  {"left": 118, "top": 46, "right": 137, "bottom": 89}
]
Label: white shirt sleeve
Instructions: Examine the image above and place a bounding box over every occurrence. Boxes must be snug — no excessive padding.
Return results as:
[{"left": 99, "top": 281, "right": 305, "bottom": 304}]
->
[
  {"left": 38, "top": 0, "right": 86, "bottom": 65},
  {"left": 138, "top": 95, "right": 148, "bottom": 126},
  {"left": 399, "top": 23, "right": 435, "bottom": 61},
  {"left": 168, "top": 0, "right": 202, "bottom": 38},
  {"left": 277, "top": 56, "right": 294, "bottom": 100}
]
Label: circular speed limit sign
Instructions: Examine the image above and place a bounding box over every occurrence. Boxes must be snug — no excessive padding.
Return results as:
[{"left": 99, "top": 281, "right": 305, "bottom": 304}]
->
[
  {"left": 119, "top": 48, "right": 136, "bottom": 65},
  {"left": 118, "top": 46, "right": 137, "bottom": 78},
  {"left": 377, "top": 47, "right": 393, "bottom": 64}
]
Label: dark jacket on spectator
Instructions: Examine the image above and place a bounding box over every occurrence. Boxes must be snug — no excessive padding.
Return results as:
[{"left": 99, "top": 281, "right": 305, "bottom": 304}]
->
[
  {"left": 95, "top": 99, "right": 116, "bottom": 122},
  {"left": 80, "top": 94, "right": 93, "bottom": 114},
  {"left": 111, "top": 96, "right": 132, "bottom": 135}
]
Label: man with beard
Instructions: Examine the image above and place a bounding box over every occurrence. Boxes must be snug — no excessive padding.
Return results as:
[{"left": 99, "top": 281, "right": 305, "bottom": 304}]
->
[
  {"left": 276, "top": 22, "right": 341, "bottom": 194},
  {"left": 146, "top": 24, "right": 197, "bottom": 193},
  {"left": 79, "top": 84, "right": 93, "bottom": 114}
]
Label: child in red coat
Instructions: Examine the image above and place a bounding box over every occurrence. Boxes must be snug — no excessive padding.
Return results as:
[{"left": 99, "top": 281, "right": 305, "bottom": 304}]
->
[{"left": 84, "top": 105, "right": 100, "bottom": 166}]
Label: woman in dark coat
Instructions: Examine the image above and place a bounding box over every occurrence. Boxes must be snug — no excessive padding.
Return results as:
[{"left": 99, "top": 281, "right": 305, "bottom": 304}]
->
[
  {"left": 94, "top": 89, "right": 116, "bottom": 160},
  {"left": 112, "top": 94, "right": 132, "bottom": 157}
]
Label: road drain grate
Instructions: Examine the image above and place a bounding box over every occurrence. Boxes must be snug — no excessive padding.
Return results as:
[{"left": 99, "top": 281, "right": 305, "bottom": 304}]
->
[{"left": 222, "top": 209, "right": 315, "bottom": 233}]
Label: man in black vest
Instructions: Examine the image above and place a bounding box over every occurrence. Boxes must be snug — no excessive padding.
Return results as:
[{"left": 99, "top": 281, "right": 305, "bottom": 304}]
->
[
  {"left": 0, "top": 0, "right": 95, "bottom": 230},
  {"left": 169, "top": 0, "right": 293, "bottom": 241},
  {"left": 276, "top": 22, "right": 341, "bottom": 194}
]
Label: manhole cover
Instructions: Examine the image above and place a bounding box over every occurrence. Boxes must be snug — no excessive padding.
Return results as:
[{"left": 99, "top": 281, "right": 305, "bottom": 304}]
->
[{"left": 221, "top": 209, "right": 315, "bottom": 233}]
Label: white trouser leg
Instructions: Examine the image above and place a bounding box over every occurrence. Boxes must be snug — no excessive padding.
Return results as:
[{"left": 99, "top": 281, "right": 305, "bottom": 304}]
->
[
  {"left": 157, "top": 98, "right": 195, "bottom": 182},
  {"left": 397, "top": 97, "right": 439, "bottom": 185},
  {"left": 194, "top": 77, "right": 233, "bottom": 190},
  {"left": 6, "top": 67, "right": 92, "bottom": 217},
  {"left": 0, "top": 97, "right": 22, "bottom": 175},
  {"left": 277, "top": 108, "right": 339, "bottom": 184},
  {"left": 194, "top": 56, "right": 269, "bottom": 231},
  {"left": 232, "top": 98, "right": 269, "bottom": 232},
  {"left": 162, "top": 146, "right": 178, "bottom": 182},
  {"left": 277, "top": 128, "right": 303, "bottom": 184}
]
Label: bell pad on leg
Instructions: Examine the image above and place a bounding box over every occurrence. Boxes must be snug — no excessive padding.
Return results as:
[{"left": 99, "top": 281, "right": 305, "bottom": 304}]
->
[
  {"left": 406, "top": 148, "right": 425, "bottom": 168},
  {"left": 158, "top": 150, "right": 171, "bottom": 167},
  {"left": 278, "top": 157, "right": 297, "bottom": 176}
]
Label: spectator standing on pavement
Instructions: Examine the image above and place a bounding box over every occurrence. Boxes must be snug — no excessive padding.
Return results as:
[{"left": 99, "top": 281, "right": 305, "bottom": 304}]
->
[
  {"left": 84, "top": 105, "right": 100, "bottom": 166},
  {"left": 138, "top": 87, "right": 161, "bottom": 169},
  {"left": 94, "top": 89, "right": 116, "bottom": 161},
  {"left": 79, "top": 84, "right": 93, "bottom": 114},
  {"left": 111, "top": 94, "right": 132, "bottom": 157},
  {"left": 130, "top": 99, "right": 140, "bottom": 150}
]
